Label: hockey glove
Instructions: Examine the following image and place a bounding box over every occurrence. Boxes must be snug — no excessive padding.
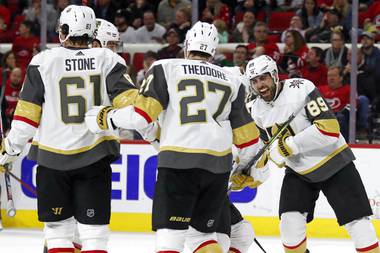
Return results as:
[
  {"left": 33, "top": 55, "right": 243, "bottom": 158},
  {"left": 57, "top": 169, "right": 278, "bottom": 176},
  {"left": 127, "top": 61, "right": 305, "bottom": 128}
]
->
[
  {"left": 269, "top": 132, "right": 299, "bottom": 168},
  {"left": 230, "top": 151, "right": 270, "bottom": 190},
  {"left": 0, "top": 138, "right": 20, "bottom": 168},
  {"left": 85, "top": 106, "right": 117, "bottom": 134}
]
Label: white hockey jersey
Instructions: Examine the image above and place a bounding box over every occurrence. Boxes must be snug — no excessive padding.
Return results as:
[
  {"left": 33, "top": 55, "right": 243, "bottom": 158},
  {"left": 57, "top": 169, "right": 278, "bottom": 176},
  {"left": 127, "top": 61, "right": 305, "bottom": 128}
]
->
[
  {"left": 113, "top": 58, "right": 261, "bottom": 173},
  {"left": 251, "top": 78, "right": 355, "bottom": 182},
  {"left": 8, "top": 46, "right": 136, "bottom": 170}
]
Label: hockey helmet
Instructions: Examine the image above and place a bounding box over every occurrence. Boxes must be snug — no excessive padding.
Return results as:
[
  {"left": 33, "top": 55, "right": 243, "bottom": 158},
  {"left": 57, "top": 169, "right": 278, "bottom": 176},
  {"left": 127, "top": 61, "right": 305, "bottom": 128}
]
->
[
  {"left": 184, "top": 21, "right": 219, "bottom": 58},
  {"left": 58, "top": 5, "right": 96, "bottom": 43},
  {"left": 94, "top": 18, "right": 121, "bottom": 51}
]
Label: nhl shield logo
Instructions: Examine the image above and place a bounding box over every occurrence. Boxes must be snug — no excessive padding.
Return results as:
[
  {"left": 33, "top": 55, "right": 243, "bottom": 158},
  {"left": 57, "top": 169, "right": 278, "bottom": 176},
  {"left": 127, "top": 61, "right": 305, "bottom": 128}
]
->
[
  {"left": 207, "top": 219, "right": 215, "bottom": 228},
  {"left": 87, "top": 209, "right": 95, "bottom": 218}
]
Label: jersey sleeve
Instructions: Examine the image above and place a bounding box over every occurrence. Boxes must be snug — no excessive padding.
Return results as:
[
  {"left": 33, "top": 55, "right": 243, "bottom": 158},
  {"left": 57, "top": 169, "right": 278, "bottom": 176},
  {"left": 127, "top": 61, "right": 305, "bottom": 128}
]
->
[
  {"left": 133, "top": 62, "right": 169, "bottom": 123},
  {"left": 293, "top": 84, "right": 341, "bottom": 153},
  {"left": 229, "top": 84, "right": 261, "bottom": 167},
  {"left": 7, "top": 59, "right": 45, "bottom": 153},
  {"left": 111, "top": 62, "right": 169, "bottom": 131},
  {"left": 106, "top": 57, "right": 138, "bottom": 109}
]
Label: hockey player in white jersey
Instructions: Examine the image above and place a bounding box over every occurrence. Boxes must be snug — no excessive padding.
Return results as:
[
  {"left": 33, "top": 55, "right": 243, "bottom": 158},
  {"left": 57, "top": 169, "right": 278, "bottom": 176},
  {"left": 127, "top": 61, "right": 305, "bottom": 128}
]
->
[
  {"left": 242, "top": 55, "right": 379, "bottom": 253},
  {"left": 92, "top": 18, "right": 121, "bottom": 52},
  {"left": 0, "top": 5, "right": 136, "bottom": 253},
  {"left": 85, "top": 21, "right": 267, "bottom": 253}
]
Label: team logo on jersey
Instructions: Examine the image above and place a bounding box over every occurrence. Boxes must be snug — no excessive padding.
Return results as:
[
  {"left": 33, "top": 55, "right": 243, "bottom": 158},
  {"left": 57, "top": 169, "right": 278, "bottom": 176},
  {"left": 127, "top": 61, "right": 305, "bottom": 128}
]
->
[
  {"left": 86, "top": 209, "right": 95, "bottom": 218},
  {"left": 206, "top": 219, "right": 215, "bottom": 227},
  {"left": 52, "top": 207, "right": 63, "bottom": 215},
  {"left": 289, "top": 79, "right": 303, "bottom": 88}
]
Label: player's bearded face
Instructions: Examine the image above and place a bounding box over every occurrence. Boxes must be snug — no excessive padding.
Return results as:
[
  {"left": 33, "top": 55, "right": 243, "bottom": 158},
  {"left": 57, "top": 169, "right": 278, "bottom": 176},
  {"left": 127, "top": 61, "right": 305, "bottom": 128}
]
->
[{"left": 251, "top": 73, "right": 276, "bottom": 101}]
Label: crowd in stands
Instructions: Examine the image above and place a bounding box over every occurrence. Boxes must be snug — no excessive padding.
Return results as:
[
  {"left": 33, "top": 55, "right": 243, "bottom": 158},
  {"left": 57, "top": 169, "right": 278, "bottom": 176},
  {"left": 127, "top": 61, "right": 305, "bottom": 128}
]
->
[{"left": 0, "top": 0, "right": 379, "bottom": 142}]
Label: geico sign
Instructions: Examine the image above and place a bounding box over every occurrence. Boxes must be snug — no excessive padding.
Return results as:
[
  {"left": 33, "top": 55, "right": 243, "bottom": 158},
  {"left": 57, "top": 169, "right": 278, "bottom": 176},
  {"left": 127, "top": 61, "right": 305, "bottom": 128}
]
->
[{"left": 20, "top": 155, "right": 258, "bottom": 203}]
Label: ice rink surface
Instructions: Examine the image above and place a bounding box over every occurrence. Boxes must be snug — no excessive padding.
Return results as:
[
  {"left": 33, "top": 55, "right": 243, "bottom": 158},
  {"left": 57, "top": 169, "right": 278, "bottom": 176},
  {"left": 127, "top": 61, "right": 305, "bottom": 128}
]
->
[{"left": 0, "top": 228, "right": 358, "bottom": 253}]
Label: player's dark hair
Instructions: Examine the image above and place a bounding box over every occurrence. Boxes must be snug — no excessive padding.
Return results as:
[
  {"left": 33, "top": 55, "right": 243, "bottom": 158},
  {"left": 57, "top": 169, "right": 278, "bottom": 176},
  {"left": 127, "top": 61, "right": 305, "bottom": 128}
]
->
[
  {"left": 189, "top": 50, "right": 212, "bottom": 59},
  {"left": 60, "top": 24, "right": 92, "bottom": 46}
]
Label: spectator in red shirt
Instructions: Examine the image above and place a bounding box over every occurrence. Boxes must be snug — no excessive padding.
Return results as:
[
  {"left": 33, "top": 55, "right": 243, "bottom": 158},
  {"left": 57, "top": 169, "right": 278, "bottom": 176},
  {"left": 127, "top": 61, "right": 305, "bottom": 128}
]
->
[
  {"left": 319, "top": 66, "right": 350, "bottom": 140},
  {"left": 279, "top": 29, "right": 309, "bottom": 77},
  {"left": 12, "top": 20, "right": 40, "bottom": 69},
  {"left": 301, "top": 46, "right": 327, "bottom": 87},
  {"left": 247, "top": 21, "right": 281, "bottom": 62},
  {"left": 4, "top": 67, "right": 22, "bottom": 128},
  {"left": 201, "top": 0, "right": 230, "bottom": 26}
]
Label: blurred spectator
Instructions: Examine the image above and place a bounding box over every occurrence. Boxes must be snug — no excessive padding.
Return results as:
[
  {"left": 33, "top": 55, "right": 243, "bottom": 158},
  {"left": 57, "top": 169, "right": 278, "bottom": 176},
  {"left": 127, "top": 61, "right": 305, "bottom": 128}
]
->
[
  {"left": 275, "top": 0, "right": 303, "bottom": 11},
  {"left": 301, "top": 46, "right": 327, "bottom": 87},
  {"left": 319, "top": 66, "right": 350, "bottom": 140},
  {"left": 279, "top": 30, "right": 309, "bottom": 77},
  {"left": 213, "top": 19, "right": 228, "bottom": 43},
  {"left": 157, "top": 0, "right": 190, "bottom": 29},
  {"left": 129, "top": 0, "right": 155, "bottom": 29},
  {"left": 136, "top": 50, "right": 158, "bottom": 88},
  {"left": 231, "top": 10, "right": 256, "bottom": 43},
  {"left": 3, "top": 0, "right": 28, "bottom": 20},
  {"left": 247, "top": 21, "right": 280, "bottom": 61},
  {"left": 281, "top": 15, "right": 306, "bottom": 42},
  {"left": 114, "top": 8, "right": 137, "bottom": 44},
  {"left": 234, "top": 0, "right": 268, "bottom": 24},
  {"left": 23, "top": 0, "right": 57, "bottom": 38},
  {"left": 296, "top": 0, "right": 324, "bottom": 30},
  {"left": 4, "top": 67, "right": 22, "bottom": 127},
  {"left": 332, "top": 0, "right": 351, "bottom": 32},
  {"left": 1, "top": 51, "right": 16, "bottom": 73},
  {"left": 360, "top": 32, "right": 380, "bottom": 96},
  {"left": 306, "top": 8, "right": 346, "bottom": 42},
  {"left": 324, "top": 30, "right": 348, "bottom": 68},
  {"left": 201, "top": 0, "right": 230, "bottom": 25},
  {"left": 93, "top": 0, "right": 118, "bottom": 23},
  {"left": 343, "top": 48, "right": 376, "bottom": 102},
  {"left": 12, "top": 20, "right": 40, "bottom": 69},
  {"left": 158, "top": 28, "right": 182, "bottom": 59},
  {"left": 232, "top": 44, "right": 248, "bottom": 72},
  {"left": 168, "top": 7, "right": 191, "bottom": 43},
  {"left": 0, "top": 6, "right": 12, "bottom": 42},
  {"left": 136, "top": 10, "right": 166, "bottom": 43}
]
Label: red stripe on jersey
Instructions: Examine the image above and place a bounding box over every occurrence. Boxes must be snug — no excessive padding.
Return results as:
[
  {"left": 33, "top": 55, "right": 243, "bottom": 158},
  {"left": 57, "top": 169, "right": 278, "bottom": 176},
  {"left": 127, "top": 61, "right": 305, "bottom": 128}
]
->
[
  {"left": 73, "top": 243, "right": 82, "bottom": 250},
  {"left": 229, "top": 247, "right": 241, "bottom": 253},
  {"left": 317, "top": 128, "right": 339, "bottom": 138},
  {"left": 193, "top": 240, "right": 218, "bottom": 252},
  {"left": 235, "top": 137, "right": 259, "bottom": 149},
  {"left": 357, "top": 242, "right": 379, "bottom": 252},
  {"left": 48, "top": 248, "right": 74, "bottom": 253},
  {"left": 134, "top": 107, "right": 152, "bottom": 123},
  {"left": 283, "top": 237, "right": 307, "bottom": 249},
  {"left": 13, "top": 115, "right": 39, "bottom": 128}
]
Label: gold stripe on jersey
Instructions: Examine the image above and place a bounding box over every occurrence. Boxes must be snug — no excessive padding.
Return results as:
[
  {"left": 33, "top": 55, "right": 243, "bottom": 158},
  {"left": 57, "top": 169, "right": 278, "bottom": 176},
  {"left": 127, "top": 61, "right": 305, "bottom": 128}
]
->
[
  {"left": 314, "top": 119, "right": 340, "bottom": 136},
  {"left": 14, "top": 100, "right": 42, "bottom": 124},
  {"left": 160, "top": 145, "right": 232, "bottom": 157},
  {"left": 134, "top": 95, "right": 163, "bottom": 122},
  {"left": 31, "top": 136, "right": 119, "bottom": 155},
  {"left": 112, "top": 89, "right": 138, "bottom": 108},
  {"left": 233, "top": 122, "right": 260, "bottom": 146},
  {"left": 299, "top": 144, "right": 348, "bottom": 175}
]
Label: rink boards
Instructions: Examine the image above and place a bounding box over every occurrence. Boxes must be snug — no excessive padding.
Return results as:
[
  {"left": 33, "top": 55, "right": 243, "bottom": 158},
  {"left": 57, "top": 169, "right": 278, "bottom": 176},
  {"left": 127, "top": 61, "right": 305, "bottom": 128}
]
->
[{"left": 1, "top": 142, "right": 380, "bottom": 238}]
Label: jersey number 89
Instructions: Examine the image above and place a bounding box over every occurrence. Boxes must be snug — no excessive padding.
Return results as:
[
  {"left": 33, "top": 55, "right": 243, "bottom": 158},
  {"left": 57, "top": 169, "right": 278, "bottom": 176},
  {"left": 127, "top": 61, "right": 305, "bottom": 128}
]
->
[{"left": 306, "top": 97, "right": 329, "bottom": 117}]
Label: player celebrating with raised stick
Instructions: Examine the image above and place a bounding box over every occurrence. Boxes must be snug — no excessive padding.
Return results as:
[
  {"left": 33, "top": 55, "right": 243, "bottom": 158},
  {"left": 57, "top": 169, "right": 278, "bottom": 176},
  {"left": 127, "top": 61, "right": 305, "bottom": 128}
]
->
[
  {"left": 85, "top": 21, "right": 267, "bottom": 253},
  {"left": 241, "top": 55, "right": 379, "bottom": 253},
  {"left": 0, "top": 5, "right": 136, "bottom": 253}
]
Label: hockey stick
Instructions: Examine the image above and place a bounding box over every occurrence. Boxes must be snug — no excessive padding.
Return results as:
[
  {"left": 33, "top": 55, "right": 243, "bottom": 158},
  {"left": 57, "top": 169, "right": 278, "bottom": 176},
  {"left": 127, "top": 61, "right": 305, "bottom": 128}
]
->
[
  {"left": 228, "top": 97, "right": 309, "bottom": 193},
  {"left": 0, "top": 64, "right": 16, "bottom": 217},
  {"left": 254, "top": 238, "right": 267, "bottom": 253}
]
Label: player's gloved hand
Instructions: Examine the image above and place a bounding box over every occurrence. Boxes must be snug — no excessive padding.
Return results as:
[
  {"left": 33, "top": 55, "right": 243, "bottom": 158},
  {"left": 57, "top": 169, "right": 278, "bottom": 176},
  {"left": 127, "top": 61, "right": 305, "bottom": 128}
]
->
[
  {"left": 269, "top": 132, "right": 299, "bottom": 168},
  {"left": 85, "top": 106, "right": 117, "bottom": 134},
  {"left": 0, "top": 138, "right": 20, "bottom": 168},
  {"left": 230, "top": 151, "right": 270, "bottom": 190}
]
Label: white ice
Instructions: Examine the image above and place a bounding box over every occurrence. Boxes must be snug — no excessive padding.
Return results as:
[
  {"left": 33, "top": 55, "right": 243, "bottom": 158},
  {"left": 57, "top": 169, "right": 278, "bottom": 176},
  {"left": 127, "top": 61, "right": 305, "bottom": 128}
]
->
[{"left": 0, "top": 228, "right": 358, "bottom": 252}]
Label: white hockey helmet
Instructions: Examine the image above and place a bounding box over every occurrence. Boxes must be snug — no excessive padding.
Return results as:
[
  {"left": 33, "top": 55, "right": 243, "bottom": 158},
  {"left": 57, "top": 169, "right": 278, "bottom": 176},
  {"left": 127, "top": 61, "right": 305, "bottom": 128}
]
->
[
  {"left": 184, "top": 21, "right": 219, "bottom": 58},
  {"left": 246, "top": 55, "right": 280, "bottom": 100},
  {"left": 95, "top": 18, "right": 120, "bottom": 48},
  {"left": 58, "top": 5, "right": 96, "bottom": 43}
]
